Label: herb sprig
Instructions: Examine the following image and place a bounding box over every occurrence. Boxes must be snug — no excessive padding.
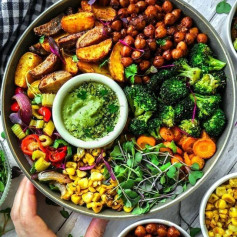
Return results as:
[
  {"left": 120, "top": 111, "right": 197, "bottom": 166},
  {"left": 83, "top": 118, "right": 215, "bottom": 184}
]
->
[{"left": 216, "top": 0, "right": 231, "bottom": 14}]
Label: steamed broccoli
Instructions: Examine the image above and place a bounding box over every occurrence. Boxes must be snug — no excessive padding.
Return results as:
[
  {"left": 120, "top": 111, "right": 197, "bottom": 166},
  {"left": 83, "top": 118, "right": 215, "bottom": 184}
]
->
[
  {"left": 124, "top": 85, "right": 158, "bottom": 117},
  {"left": 148, "top": 117, "right": 162, "bottom": 139},
  {"left": 190, "top": 93, "right": 221, "bottom": 120},
  {"left": 203, "top": 109, "right": 226, "bottom": 137},
  {"left": 129, "top": 111, "right": 153, "bottom": 135},
  {"left": 194, "top": 71, "right": 226, "bottom": 95},
  {"left": 179, "top": 119, "right": 201, "bottom": 138},
  {"left": 190, "top": 43, "right": 226, "bottom": 72},
  {"left": 174, "top": 58, "right": 202, "bottom": 85},
  {"left": 159, "top": 105, "right": 175, "bottom": 127},
  {"left": 174, "top": 97, "right": 194, "bottom": 123},
  {"left": 159, "top": 78, "right": 188, "bottom": 105}
]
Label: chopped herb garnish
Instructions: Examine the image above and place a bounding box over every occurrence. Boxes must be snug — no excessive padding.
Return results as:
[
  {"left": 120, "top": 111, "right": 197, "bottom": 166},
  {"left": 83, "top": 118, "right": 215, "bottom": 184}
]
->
[
  {"left": 72, "top": 55, "right": 79, "bottom": 63},
  {"left": 108, "top": 104, "right": 119, "bottom": 114},
  {"left": 60, "top": 208, "right": 70, "bottom": 219},
  {"left": 156, "top": 38, "right": 167, "bottom": 46},
  {"left": 106, "top": 126, "right": 113, "bottom": 132},
  {"left": 77, "top": 90, "right": 87, "bottom": 100},
  {"left": 99, "top": 58, "right": 109, "bottom": 68},
  {"left": 216, "top": 0, "right": 231, "bottom": 14},
  {"left": 125, "top": 64, "right": 137, "bottom": 84},
  {"left": 39, "top": 35, "right": 45, "bottom": 44},
  {"left": 32, "top": 94, "right": 42, "bottom": 105},
  {"left": 1, "top": 132, "right": 5, "bottom": 139},
  {"left": 100, "top": 88, "right": 109, "bottom": 96}
]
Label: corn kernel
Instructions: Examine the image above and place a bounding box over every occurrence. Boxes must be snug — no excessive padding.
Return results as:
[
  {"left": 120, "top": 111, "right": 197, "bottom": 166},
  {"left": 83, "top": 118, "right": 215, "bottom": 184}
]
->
[
  {"left": 92, "top": 193, "right": 101, "bottom": 202},
  {"left": 76, "top": 170, "right": 87, "bottom": 178},
  {"left": 82, "top": 192, "right": 93, "bottom": 203},
  {"left": 69, "top": 175, "right": 77, "bottom": 181},
  {"left": 67, "top": 183, "right": 77, "bottom": 192},
  {"left": 93, "top": 181, "right": 98, "bottom": 187},
  {"left": 209, "top": 194, "right": 220, "bottom": 203},
  {"left": 66, "top": 168, "right": 75, "bottom": 176},
  {"left": 91, "top": 172, "right": 103, "bottom": 181},
  {"left": 208, "top": 231, "right": 214, "bottom": 237},
  {"left": 229, "top": 179, "right": 237, "bottom": 188},
  {"left": 73, "top": 148, "right": 85, "bottom": 161},
  {"left": 222, "top": 194, "right": 235, "bottom": 205},
  {"left": 61, "top": 189, "right": 73, "bottom": 200},
  {"left": 206, "top": 203, "right": 215, "bottom": 211},
  {"left": 91, "top": 202, "right": 103, "bottom": 213},
  {"left": 217, "top": 222, "right": 222, "bottom": 227},
  {"left": 219, "top": 209, "right": 228, "bottom": 214},
  {"left": 220, "top": 214, "right": 228, "bottom": 219},
  {"left": 215, "top": 199, "right": 227, "bottom": 209},
  {"left": 99, "top": 187, "right": 107, "bottom": 195},
  {"left": 213, "top": 227, "right": 225, "bottom": 235},
  {"left": 225, "top": 229, "right": 233, "bottom": 236},
  {"left": 123, "top": 206, "right": 133, "bottom": 213},
  {"left": 216, "top": 187, "right": 227, "bottom": 197},
  {"left": 78, "top": 178, "right": 89, "bottom": 189},
  {"left": 71, "top": 194, "right": 81, "bottom": 205},
  {"left": 92, "top": 148, "right": 101, "bottom": 157},
  {"left": 229, "top": 208, "right": 237, "bottom": 218},
  {"left": 85, "top": 153, "right": 95, "bottom": 165},
  {"left": 89, "top": 187, "right": 96, "bottom": 193},
  {"left": 231, "top": 218, "right": 237, "bottom": 226},
  {"left": 206, "top": 211, "right": 214, "bottom": 219},
  {"left": 228, "top": 224, "right": 237, "bottom": 232}
]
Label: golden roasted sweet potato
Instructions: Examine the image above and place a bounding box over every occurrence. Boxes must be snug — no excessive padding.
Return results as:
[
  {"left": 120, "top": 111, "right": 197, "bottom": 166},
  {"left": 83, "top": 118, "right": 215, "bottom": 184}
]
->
[
  {"left": 15, "top": 52, "right": 42, "bottom": 88},
  {"left": 76, "top": 26, "right": 106, "bottom": 48},
  {"left": 39, "top": 71, "right": 72, "bottom": 93},
  {"left": 109, "top": 42, "right": 124, "bottom": 82},
  {"left": 27, "top": 80, "right": 41, "bottom": 99},
  {"left": 61, "top": 12, "right": 95, "bottom": 34},
  {"left": 77, "top": 61, "right": 111, "bottom": 77},
  {"left": 81, "top": 1, "right": 116, "bottom": 21},
  {"left": 76, "top": 38, "right": 112, "bottom": 62},
  {"left": 62, "top": 51, "right": 79, "bottom": 75},
  {"left": 29, "top": 53, "right": 60, "bottom": 79}
]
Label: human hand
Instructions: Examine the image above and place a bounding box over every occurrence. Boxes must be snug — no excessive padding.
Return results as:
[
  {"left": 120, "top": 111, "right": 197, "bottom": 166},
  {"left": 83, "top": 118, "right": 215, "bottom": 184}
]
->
[{"left": 11, "top": 177, "right": 108, "bottom": 237}]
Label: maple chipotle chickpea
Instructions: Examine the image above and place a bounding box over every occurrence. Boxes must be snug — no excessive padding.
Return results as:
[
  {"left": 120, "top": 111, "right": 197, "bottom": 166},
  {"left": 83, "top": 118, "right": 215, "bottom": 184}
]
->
[
  {"left": 162, "top": 0, "right": 173, "bottom": 13},
  {"left": 171, "top": 48, "right": 183, "bottom": 59},
  {"left": 144, "top": 24, "right": 155, "bottom": 38},
  {"left": 132, "top": 50, "right": 142, "bottom": 60},
  {"left": 176, "top": 41, "right": 187, "bottom": 54},
  {"left": 197, "top": 33, "right": 208, "bottom": 43},
  {"left": 135, "top": 37, "right": 146, "bottom": 49},
  {"left": 153, "top": 55, "right": 165, "bottom": 68},
  {"left": 136, "top": 1, "right": 147, "bottom": 11},
  {"left": 121, "top": 57, "right": 133, "bottom": 67},
  {"left": 139, "top": 60, "right": 150, "bottom": 71},
  {"left": 146, "top": 38, "right": 157, "bottom": 51},
  {"left": 134, "top": 225, "right": 146, "bottom": 237},
  {"left": 112, "top": 31, "right": 122, "bottom": 42},
  {"left": 127, "top": 3, "right": 139, "bottom": 14},
  {"left": 119, "top": 0, "right": 129, "bottom": 7},
  {"left": 121, "top": 46, "right": 132, "bottom": 57},
  {"left": 145, "top": 5, "right": 158, "bottom": 18},
  {"left": 142, "top": 75, "right": 150, "bottom": 83},
  {"left": 111, "top": 20, "right": 123, "bottom": 31},
  {"left": 164, "top": 13, "right": 176, "bottom": 25},
  {"left": 181, "top": 16, "right": 193, "bottom": 28},
  {"left": 117, "top": 8, "right": 128, "bottom": 17},
  {"left": 124, "top": 35, "right": 135, "bottom": 45},
  {"left": 189, "top": 27, "right": 199, "bottom": 36},
  {"left": 174, "top": 31, "right": 185, "bottom": 43},
  {"left": 145, "top": 0, "right": 156, "bottom": 6},
  {"left": 157, "top": 224, "right": 168, "bottom": 237},
  {"left": 172, "top": 9, "right": 181, "bottom": 20},
  {"left": 160, "top": 40, "right": 173, "bottom": 50},
  {"left": 127, "top": 25, "right": 139, "bottom": 37},
  {"left": 185, "top": 32, "right": 196, "bottom": 45},
  {"left": 163, "top": 49, "right": 172, "bottom": 61},
  {"left": 155, "top": 26, "right": 167, "bottom": 38},
  {"left": 145, "top": 224, "right": 157, "bottom": 234},
  {"left": 167, "top": 226, "right": 181, "bottom": 237}
]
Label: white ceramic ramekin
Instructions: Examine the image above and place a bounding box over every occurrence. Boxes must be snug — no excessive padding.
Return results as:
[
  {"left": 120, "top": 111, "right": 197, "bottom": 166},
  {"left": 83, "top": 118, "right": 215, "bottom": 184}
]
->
[
  {"left": 199, "top": 172, "right": 237, "bottom": 236},
  {"left": 53, "top": 73, "right": 128, "bottom": 149},
  {"left": 118, "top": 219, "right": 190, "bottom": 237}
]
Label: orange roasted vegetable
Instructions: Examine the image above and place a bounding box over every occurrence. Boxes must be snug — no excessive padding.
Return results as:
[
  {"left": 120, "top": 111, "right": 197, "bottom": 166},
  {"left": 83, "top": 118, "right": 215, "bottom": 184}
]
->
[
  {"left": 181, "top": 137, "right": 197, "bottom": 153},
  {"left": 191, "top": 156, "right": 205, "bottom": 169},
  {"left": 137, "top": 135, "right": 156, "bottom": 149},
  {"left": 159, "top": 127, "right": 174, "bottom": 141},
  {"left": 193, "top": 138, "right": 216, "bottom": 159}
]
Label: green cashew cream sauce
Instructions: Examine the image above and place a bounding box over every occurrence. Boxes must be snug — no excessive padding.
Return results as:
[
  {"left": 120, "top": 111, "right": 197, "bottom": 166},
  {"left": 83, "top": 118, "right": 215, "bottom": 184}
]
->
[{"left": 62, "top": 82, "right": 120, "bottom": 141}]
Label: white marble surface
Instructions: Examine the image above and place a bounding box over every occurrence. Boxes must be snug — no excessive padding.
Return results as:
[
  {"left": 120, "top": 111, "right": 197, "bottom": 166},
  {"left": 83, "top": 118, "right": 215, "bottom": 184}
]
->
[{"left": 1, "top": 0, "right": 237, "bottom": 236}]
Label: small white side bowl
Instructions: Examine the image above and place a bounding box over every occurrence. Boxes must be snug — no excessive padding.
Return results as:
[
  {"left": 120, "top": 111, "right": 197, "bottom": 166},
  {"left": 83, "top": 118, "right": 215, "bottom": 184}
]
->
[
  {"left": 53, "top": 73, "right": 128, "bottom": 149},
  {"left": 199, "top": 172, "right": 237, "bottom": 237},
  {"left": 118, "top": 219, "right": 190, "bottom": 237}
]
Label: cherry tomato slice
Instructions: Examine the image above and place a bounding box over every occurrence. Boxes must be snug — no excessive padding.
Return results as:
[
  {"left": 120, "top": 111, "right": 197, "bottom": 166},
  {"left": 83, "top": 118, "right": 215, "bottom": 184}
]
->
[
  {"left": 38, "top": 107, "right": 51, "bottom": 122},
  {"left": 15, "top": 87, "right": 25, "bottom": 94},
  {"left": 11, "top": 101, "right": 20, "bottom": 112}
]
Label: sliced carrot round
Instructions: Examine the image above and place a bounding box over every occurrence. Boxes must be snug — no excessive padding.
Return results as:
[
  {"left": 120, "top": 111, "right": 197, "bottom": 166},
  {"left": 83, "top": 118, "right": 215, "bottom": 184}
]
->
[
  {"left": 171, "top": 126, "right": 182, "bottom": 142},
  {"left": 191, "top": 156, "right": 205, "bottom": 169},
  {"left": 137, "top": 135, "right": 156, "bottom": 149},
  {"left": 182, "top": 137, "right": 197, "bottom": 153},
  {"left": 160, "top": 147, "right": 173, "bottom": 155},
  {"left": 184, "top": 152, "right": 192, "bottom": 166},
  {"left": 159, "top": 127, "right": 174, "bottom": 141},
  {"left": 193, "top": 138, "right": 216, "bottom": 159},
  {"left": 171, "top": 154, "right": 184, "bottom": 164}
]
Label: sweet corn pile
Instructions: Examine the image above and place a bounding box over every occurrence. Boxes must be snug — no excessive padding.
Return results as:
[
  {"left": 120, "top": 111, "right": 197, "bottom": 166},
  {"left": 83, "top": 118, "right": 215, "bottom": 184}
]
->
[
  {"left": 205, "top": 178, "right": 237, "bottom": 237},
  {"left": 61, "top": 148, "right": 125, "bottom": 213}
]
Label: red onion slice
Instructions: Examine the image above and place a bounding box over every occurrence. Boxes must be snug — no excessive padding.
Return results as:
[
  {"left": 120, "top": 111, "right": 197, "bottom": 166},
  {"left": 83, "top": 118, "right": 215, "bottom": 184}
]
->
[
  {"left": 79, "top": 164, "right": 96, "bottom": 171},
  {"left": 103, "top": 158, "right": 116, "bottom": 181},
  {"left": 9, "top": 111, "right": 23, "bottom": 125},
  {"left": 88, "top": 0, "right": 96, "bottom": 5},
  {"left": 48, "top": 37, "right": 65, "bottom": 64},
  {"left": 119, "top": 40, "right": 144, "bottom": 53}
]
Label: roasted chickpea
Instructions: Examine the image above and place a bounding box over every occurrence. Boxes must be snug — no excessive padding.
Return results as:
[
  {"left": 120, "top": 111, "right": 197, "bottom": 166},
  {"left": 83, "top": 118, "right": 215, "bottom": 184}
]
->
[
  {"left": 121, "top": 46, "right": 132, "bottom": 57},
  {"left": 145, "top": 5, "right": 158, "bottom": 18},
  {"left": 197, "top": 33, "right": 208, "bottom": 43},
  {"left": 127, "top": 25, "right": 139, "bottom": 37},
  {"left": 145, "top": 223, "right": 157, "bottom": 234},
  {"left": 156, "top": 21, "right": 165, "bottom": 28},
  {"left": 124, "top": 35, "right": 135, "bottom": 46},
  {"left": 153, "top": 55, "right": 165, "bottom": 68},
  {"left": 135, "top": 37, "right": 146, "bottom": 49},
  {"left": 132, "top": 50, "right": 142, "bottom": 60},
  {"left": 155, "top": 26, "right": 167, "bottom": 38},
  {"left": 117, "top": 8, "right": 128, "bottom": 17},
  {"left": 143, "top": 49, "right": 151, "bottom": 59},
  {"left": 112, "top": 31, "right": 122, "bottom": 42},
  {"left": 144, "top": 235, "right": 152, "bottom": 237},
  {"left": 111, "top": 20, "right": 122, "bottom": 31},
  {"left": 127, "top": 3, "right": 139, "bottom": 14},
  {"left": 171, "top": 48, "right": 183, "bottom": 59},
  {"left": 132, "top": 16, "right": 147, "bottom": 31},
  {"left": 167, "top": 26, "right": 177, "bottom": 35},
  {"left": 157, "top": 224, "right": 168, "bottom": 237},
  {"left": 185, "top": 32, "right": 196, "bottom": 45},
  {"left": 161, "top": 40, "right": 173, "bottom": 50},
  {"left": 121, "top": 57, "right": 133, "bottom": 67},
  {"left": 162, "top": 0, "right": 173, "bottom": 13},
  {"left": 134, "top": 225, "right": 146, "bottom": 237},
  {"left": 134, "top": 76, "right": 142, "bottom": 84},
  {"left": 139, "top": 60, "right": 150, "bottom": 71},
  {"left": 145, "top": 0, "right": 156, "bottom": 5},
  {"left": 121, "top": 28, "right": 127, "bottom": 38},
  {"left": 172, "top": 9, "right": 181, "bottom": 20},
  {"left": 155, "top": 4, "right": 162, "bottom": 12},
  {"left": 189, "top": 27, "right": 199, "bottom": 36},
  {"left": 130, "top": 0, "right": 138, "bottom": 3},
  {"left": 167, "top": 226, "right": 181, "bottom": 237},
  {"left": 164, "top": 13, "right": 176, "bottom": 25},
  {"left": 174, "top": 31, "right": 185, "bottom": 43},
  {"left": 162, "top": 49, "right": 172, "bottom": 61},
  {"left": 181, "top": 16, "right": 193, "bottom": 28},
  {"left": 110, "top": 0, "right": 120, "bottom": 9},
  {"left": 144, "top": 24, "right": 155, "bottom": 38},
  {"left": 147, "top": 39, "right": 157, "bottom": 51},
  {"left": 142, "top": 75, "right": 150, "bottom": 83},
  {"left": 136, "top": 1, "right": 147, "bottom": 11},
  {"left": 119, "top": 0, "right": 129, "bottom": 7},
  {"left": 177, "top": 41, "right": 188, "bottom": 54}
]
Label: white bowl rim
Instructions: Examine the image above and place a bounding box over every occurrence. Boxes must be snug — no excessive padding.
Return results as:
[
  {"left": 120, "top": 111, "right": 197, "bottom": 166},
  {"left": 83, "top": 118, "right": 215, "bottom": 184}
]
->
[
  {"left": 226, "top": 1, "right": 237, "bottom": 57},
  {"left": 199, "top": 172, "right": 237, "bottom": 237},
  {"left": 52, "top": 73, "right": 128, "bottom": 149},
  {"left": 118, "top": 218, "right": 190, "bottom": 237}
]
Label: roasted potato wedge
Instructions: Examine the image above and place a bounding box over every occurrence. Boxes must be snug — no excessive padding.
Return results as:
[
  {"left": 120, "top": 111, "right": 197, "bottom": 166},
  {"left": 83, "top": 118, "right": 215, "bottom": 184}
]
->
[
  {"left": 29, "top": 54, "right": 60, "bottom": 79},
  {"left": 39, "top": 71, "right": 72, "bottom": 93},
  {"left": 61, "top": 12, "right": 95, "bottom": 34},
  {"left": 109, "top": 42, "right": 124, "bottom": 82},
  {"left": 15, "top": 52, "right": 42, "bottom": 88},
  {"left": 27, "top": 80, "right": 41, "bottom": 99},
  {"left": 81, "top": 1, "right": 116, "bottom": 21},
  {"left": 62, "top": 51, "right": 79, "bottom": 75},
  {"left": 58, "top": 32, "right": 84, "bottom": 50},
  {"left": 29, "top": 43, "right": 49, "bottom": 56},
  {"left": 77, "top": 61, "right": 111, "bottom": 77},
  {"left": 76, "top": 39, "right": 112, "bottom": 62},
  {"left": 34, "top": 14, "right": 64, "bottom": 36},
  {"left": 76, "top": 26, "right": 106, "bottom": 48}
]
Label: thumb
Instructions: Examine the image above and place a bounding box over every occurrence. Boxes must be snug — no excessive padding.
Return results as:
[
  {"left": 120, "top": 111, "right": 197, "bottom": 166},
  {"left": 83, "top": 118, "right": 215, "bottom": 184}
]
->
[{"left": 85, "top": 218, "right": 108, "bottom": 237}]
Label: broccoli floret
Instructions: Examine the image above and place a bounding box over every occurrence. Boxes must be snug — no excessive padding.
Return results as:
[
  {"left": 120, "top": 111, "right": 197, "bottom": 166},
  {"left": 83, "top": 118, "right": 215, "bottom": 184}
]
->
[
  {"left": 124, "top": 85, "right": 158, "bottom": 117},
  {"left": 194, "top": 71, "right": 226, "bottom": 95},
  {"left": 190, "top": 43, "right": 226, "bottom": 72},
  {"left": 148, "top": 117, "right": 162, "bottom": 139},
  {"left": 179, "top": 119, "right": 201, "bottom": 138},
  {"left": 159, "top": 105, "right": 175, "bottom": 127},
  {"left": 190, "top": 93, "right": 221, "bottom": 120},
  {"left": 159, "top": 78, "right": 188, "bottom": 105},
  {"left": 174, "top": 58, "right": 201, "bottom": 85},
  {"left": 203, "top": 109, "right": 226, "bottom": 137},
  {"left": 174, "top": 97, "right": 194, "bottom": 123},
  {"left": 129, "top": 111, "right": 153, "bottom": 135}
]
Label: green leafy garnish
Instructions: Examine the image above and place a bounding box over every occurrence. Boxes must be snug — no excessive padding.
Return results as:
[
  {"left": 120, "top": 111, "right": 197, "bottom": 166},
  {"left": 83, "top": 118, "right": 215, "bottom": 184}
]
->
[
  {"left": 190, "top": 227, "right": 201, "bottom": 237},
  {"left": 100, "top": 88, "right": 109, "bottom": 96},
  {"left": 39, "top": 35, "right": 45, "bottom": 44},
  {"left": 60, "top": 208, "right": 70, "bottom": 219},
  {"left": 99, "top": 58, "right": 109, "bottom": 68},
  {"left": 216, "top": 0, "right": 231, "bottom": 14},
  {"left": 106, "top": 126, "right": 113, "bottom": 132},
  {"left": 188, "top": 170, "right": 204, "bottom": 185},
  {"left": 1, "top": 132, "right": 5, "bottom": 139},
  {"left": 32, "top": 94, "right": 42, "bottom": 105},
  {"left": 77, "top": 90, "right": 87, "bottom": 100},
  {"left": 108, "top": 104, "right": 119, "bottom": 114},
  {"left": 156, "top": 38, "right": 167, "bottom": 46},
  {"left": 125, "top": 64, "right": 137, "bottom": 84},
  {"left": 72, "top": 55, "right": 79, "bottom": 63}
]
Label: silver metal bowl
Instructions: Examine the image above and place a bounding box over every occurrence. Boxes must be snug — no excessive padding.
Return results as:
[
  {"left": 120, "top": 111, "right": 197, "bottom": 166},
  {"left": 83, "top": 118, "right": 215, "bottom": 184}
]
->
[{"left": 1, "top": 0, "right": 236, "bottom": 219}]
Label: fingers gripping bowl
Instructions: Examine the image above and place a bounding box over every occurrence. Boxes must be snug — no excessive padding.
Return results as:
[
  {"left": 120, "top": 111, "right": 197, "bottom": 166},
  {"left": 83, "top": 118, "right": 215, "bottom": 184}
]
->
[{"left": 1, "top": 0, "right": 236, "bottom": 218}]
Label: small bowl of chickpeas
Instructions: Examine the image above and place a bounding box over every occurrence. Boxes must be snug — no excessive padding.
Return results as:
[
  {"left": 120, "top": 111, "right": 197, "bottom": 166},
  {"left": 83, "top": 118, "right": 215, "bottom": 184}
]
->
[
  {"left": 200, "top": 173, "right": 237, "bottom": 237},
  {"left": 118, "top": 219, "right": 190, "bottom": 237}
]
